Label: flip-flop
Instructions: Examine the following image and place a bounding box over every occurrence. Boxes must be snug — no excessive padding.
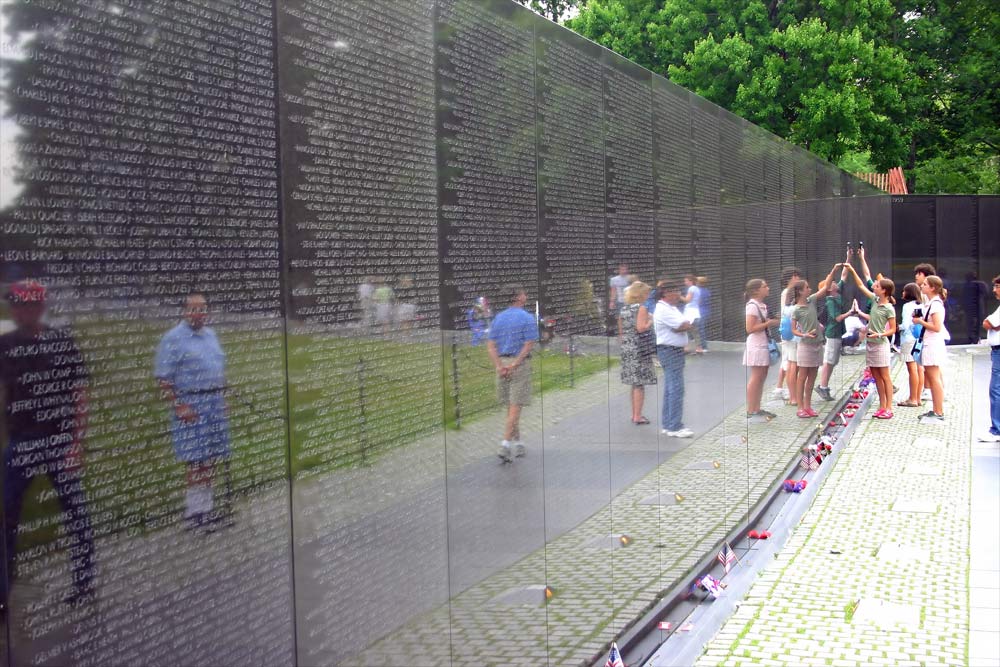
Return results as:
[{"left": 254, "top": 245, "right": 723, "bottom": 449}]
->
[
  {"left": 633, "top": 417, "right": 650, "bottom": 425},
  {"left": 896, "top": 400, "right": 921, "bottom": 407}
]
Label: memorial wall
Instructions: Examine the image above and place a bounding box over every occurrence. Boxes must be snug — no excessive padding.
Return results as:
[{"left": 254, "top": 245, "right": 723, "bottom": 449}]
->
[{"left": 0, "top": 0, "right": 890, "bottom": 665}]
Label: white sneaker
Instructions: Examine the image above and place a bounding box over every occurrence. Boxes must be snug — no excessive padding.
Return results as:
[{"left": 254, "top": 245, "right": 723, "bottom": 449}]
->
[
  {"left": 782, "top": 388, "right": 791, "bottom": 400},
  {"left": 921, "top": 389, "right": 932, "bottom": 400},
  {"left": 771, "top": 387, "right": 785, "bottom": 398},
  {"left": 977, "top": 433, "right": 1000, "bottom": 442},
  {"left": 513, "top": 442, "right": 526, "bottom": 458},
  {"left": 497, "top": 444, "right": 512, "bottom": 462},
  {"left": 666, "top": 428, "right": 694, "bottom": 438}
]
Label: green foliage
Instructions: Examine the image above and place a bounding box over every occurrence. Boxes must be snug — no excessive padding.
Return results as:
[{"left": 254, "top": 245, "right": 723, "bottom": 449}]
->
[
  {"left": 514, "top": 0, "right": 580, "bottom": 22},
  {"left": 568, "top": 0, "right": 1000, "bottom": 193},
  {"left": 911, "top": 155, "right": 1000, "bottom": 194},
  {"left": 837, "top": 150, "right": 876, "bottom": 174}
]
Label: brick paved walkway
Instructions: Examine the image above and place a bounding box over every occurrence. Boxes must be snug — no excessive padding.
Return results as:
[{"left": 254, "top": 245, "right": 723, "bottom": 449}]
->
[
  {"left": 347, "top": 355, "right": 868, "bottom": 667},
  {"left": 693, "top": 349, "right": 994, "bottom": 667}
]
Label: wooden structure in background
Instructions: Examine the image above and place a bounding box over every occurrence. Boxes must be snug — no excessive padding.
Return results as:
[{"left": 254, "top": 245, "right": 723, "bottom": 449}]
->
[{"left": 854, "top": 167, "right": 909, "bottom": 194}]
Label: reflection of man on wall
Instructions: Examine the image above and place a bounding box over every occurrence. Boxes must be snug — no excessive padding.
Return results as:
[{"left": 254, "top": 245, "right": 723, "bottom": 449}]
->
[
  {"left": 1, "top": 280, "right": 95, "bottom": 611},
  {"left": 487, "top": 286, "right": 537, "bottom": 463},
  {"left": 155, "top": 292, "right": 231, "bottom": 532}
]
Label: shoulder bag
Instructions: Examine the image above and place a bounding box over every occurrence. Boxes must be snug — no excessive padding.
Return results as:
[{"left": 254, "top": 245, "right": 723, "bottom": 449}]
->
[{"left": 752, "top": 303, "right": 780, "bottom": 365}]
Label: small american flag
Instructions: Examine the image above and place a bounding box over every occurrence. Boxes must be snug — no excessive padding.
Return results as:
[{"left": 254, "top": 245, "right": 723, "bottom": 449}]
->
[
  {"left": 605, "top": 642, "right": 625, "bottom": 667},
  {"left": 717, "top": 542, "right": 736, "bottom": 574}
]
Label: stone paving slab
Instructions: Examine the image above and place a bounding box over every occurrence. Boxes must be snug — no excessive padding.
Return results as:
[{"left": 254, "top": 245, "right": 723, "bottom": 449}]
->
[
  {"left": 348, "top": 359, "right": 867, "bottom": 666},
  {"left": 693, "top": 351, "right": 977, "bottom": 667}
]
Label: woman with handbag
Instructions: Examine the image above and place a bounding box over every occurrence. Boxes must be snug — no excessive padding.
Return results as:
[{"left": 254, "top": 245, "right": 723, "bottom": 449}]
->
[
  {"left": 744, "top": 279, "right": 780, "bottom": 419},
  {"left": 620, "top": 281, "right": 657, "bottom": 424}
]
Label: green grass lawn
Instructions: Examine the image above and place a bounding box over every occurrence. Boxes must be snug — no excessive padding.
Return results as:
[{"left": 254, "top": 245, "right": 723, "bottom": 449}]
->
[{"left": 6, "top": 322, "right": 613, "bottom": 559}]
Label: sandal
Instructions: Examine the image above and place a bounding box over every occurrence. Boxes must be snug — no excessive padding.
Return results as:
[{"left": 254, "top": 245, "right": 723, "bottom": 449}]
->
[
  {"left": 896, "top": 400, "right": 921, "bottom": 407},
  {"left": 633, "top": 416, "right": 650, "bottom": 425}
]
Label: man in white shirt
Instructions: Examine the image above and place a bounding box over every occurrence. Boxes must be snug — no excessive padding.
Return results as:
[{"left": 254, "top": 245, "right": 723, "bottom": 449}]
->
[
  {"left": 979, "top": 275, "right": 1000, "bottom": 442},
  {"left": 654, "top": 279, "right": 694, "bottom": 438},
  {"left": 609, "top": 263, "right": 630, "bottom": 313}
]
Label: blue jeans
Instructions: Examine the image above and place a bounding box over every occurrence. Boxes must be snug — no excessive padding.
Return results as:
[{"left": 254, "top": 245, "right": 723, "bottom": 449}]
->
[
  {"left": 3, "top": 437, "right": 94, "bottom": 604},
  {"left": 657, "top": 345, "right": 686, "bottom": 431},
  {"left": 990, "top": 349, "right": 1000, "bottom": 436},
  {"left": 697, "top": 317, "right": 709, "bottom": 350}
]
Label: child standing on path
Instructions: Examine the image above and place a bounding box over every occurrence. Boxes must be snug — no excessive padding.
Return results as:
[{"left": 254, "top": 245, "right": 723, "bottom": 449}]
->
[
  {"left": 913, "top": 275, "right": 950, "bottom": 423},
  {"left": 773, "top": 267, "right": 802, "bottom": 404},
  {"left": 744, "top": 278, "right": 780, "bottom": 419},
  {"left": 896, "top": 282, "right": 925, "bottom": 408},
  {"left": 790, "top": 264, "right": 841, "bottom": 418},
  {"left": 846, "top": 265, "right": 897, "bottom": 418},
  {"left": 816, "top": 258, "right": 852, "bottom": 400}
]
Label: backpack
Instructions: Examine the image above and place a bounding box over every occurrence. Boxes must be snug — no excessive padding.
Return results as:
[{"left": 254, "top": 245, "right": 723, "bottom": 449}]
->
[{"left": 779, "top": 313, "right": 794, "bottom": 341}]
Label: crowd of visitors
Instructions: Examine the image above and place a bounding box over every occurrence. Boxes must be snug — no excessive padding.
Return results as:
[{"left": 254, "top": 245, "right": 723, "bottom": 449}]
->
[
  {"left": 744, "top": 249, "right": 956, "bottom": 424},
  {"left": 486, "top": 253, "right": 994, "bottom": 459}
]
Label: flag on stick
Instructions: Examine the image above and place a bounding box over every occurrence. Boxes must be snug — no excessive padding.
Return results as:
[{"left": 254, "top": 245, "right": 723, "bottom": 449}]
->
[
  {"left": 605, "top": 641, "right": 625, "bottom": 667},
  {"left": 717, "top": 541, "right": 738, "bottom": 573}
]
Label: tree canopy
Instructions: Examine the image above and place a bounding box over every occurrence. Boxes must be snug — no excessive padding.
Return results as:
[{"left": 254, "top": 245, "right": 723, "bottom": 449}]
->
[{"left": 563, "top": 0, "right": 999, "bottom": 193}]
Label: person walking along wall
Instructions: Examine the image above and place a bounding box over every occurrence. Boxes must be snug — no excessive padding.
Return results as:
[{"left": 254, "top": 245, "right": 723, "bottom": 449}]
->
[{"left": 487, "top": 285, "right": 538, "bottom": 463}]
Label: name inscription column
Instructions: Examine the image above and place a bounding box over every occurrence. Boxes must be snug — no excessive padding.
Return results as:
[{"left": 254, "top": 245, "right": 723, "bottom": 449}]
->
[
  {"left": 436, "top": 0, "right": 538, "bottom": 327},
  {"left": 535, "top": 22, "right": 605, "bottom": 335},
  {"left": 0, "top": 0, "right": 290, "bottom": 664},
  {"left": 275, "top": 0, "right": 446, "bottom": 663},
  {"left": 603, "top": 52, "right": 655, "bottom": 281}
]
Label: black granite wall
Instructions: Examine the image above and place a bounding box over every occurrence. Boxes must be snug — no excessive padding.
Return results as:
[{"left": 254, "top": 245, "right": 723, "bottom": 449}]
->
[{"left": 0, "top": 1, "right": 891, "bottom": 665}]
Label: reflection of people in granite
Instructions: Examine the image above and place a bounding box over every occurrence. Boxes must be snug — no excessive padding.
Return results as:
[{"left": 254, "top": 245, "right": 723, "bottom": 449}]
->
[
  {"left": 357, "top": 277, "right": 375, "bottom": 329},
  {"left": 487, "top": 286, "right": 537, "bottom": 463},
  {"left": 155, "top": 292, "right": 232, "bottom": 532},
  {"left": 395, "top": 275, "right": 418, "bottom": 332},
  {"left": 373, "top": 278, "right": 394, "bottom": 335},
  {"left": 467, "top": 296, "right": 492, "bottom": 346},
  {"left": 571, "top": 278, "right": 601, "bottom": 333},
  {"left": 1, "top": 280, "right": 95, "bottom": 611},
  {"left": 963, "top": 271, "right": 988, "bottom": 344}
]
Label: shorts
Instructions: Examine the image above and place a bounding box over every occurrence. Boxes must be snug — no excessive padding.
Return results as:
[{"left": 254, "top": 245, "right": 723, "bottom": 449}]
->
[
  {"left": 900, "top": 339, "right": 915, "bottom": 363},
  {"left": 782, "top": 339, "right": 798, "bottom": 365},
  {"left": 497, "top": 357, "right": 532, "bottom": 406},
  {"left": 796, "top": 342, "right": 822, "bottom": 368},
  {"left": 823, "top": 338, "right": 842, "bottom": 366},
  {"left": 866, "top": 342, "right": 891, "bottom": 368}
]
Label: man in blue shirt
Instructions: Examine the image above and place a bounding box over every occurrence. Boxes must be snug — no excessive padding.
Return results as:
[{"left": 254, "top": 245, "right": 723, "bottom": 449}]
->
[
  {"left": 155, "top": 292, "right": 232, "bottom": 531},
  {"left": 487, "top": 286, "right": 538, "bottom": 462}
]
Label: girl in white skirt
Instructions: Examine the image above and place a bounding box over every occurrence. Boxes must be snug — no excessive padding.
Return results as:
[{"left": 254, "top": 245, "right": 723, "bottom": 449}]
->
[
  {"left": 912, "top": 275, "right": 949, "bottom": 422},
  {"left": 846, "top": 265, "right": 897, "bottom": 418},
  {"left": 790, "top": 264, "right": 842, "bottom": 418}
]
